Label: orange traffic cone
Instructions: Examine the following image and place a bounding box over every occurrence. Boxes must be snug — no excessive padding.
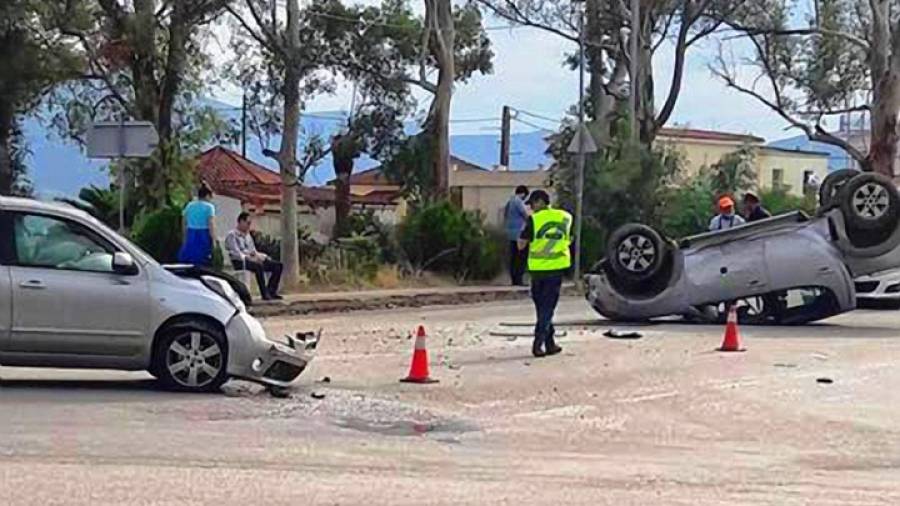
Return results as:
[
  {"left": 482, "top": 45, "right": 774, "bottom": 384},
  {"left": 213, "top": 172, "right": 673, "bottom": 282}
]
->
[
  {"left": 401, "top": 325, "right": 439, "bottom": 384},
  {"left": 718, "top": 304, "right": 745, "bottom": 352}
]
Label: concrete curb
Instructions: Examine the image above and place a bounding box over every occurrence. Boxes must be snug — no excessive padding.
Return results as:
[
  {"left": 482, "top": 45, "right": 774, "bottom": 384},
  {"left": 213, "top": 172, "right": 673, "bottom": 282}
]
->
[{"left": 250, "top": 284, "right": 580, "bottom": 318}]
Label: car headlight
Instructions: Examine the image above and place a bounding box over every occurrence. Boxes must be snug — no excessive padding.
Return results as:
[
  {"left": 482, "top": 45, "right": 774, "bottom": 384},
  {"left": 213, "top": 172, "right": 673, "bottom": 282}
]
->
[{"left": 201, "top": 275, "right": 247, "bottom": 312}]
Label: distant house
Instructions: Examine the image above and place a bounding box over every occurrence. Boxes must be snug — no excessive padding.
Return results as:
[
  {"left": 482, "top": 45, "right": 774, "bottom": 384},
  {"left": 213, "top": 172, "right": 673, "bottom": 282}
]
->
[
  {"left": 657, "top": 127, "right": 830, "bottom": 196},
  {"left": 330, "top": 155, "right": 553, "bottom": 228},
  {"left": 194, "top": 146, "right": 401, "bottom": 240}
]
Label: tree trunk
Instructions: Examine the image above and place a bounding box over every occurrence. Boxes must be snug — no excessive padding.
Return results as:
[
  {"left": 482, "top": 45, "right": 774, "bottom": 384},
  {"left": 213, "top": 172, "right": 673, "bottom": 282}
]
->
[
  {"left": 868, "top": 69, "right": 900, "bottom": 177},
  {"left": 131, "top": 0, "right": 159, "bottom": 125},
  {"left": 433, "top": 69, "right": 453, "bottom": 193},
  {"left": 332, "top": 152, "right": 354, "bottom": 238},
  {"left": 0, "top": 110, "right": 12, "bottom": 196},
  {"left": 278, "top": 0, "right": 302, "bottom": 291},
  {"left": 157, "top": 0, "right": 190, "bottom": 141},
  {"left": 637, "top": 22, "right": 656, "bottom": 146},
  {"left": 430, "top": 0, "right": 455, "bottom": 195}
]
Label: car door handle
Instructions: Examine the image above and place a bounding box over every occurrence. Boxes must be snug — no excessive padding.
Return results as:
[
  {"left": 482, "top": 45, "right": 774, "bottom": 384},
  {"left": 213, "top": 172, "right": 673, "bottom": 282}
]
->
[{"left": 19, "top": 280, "right": 46, "bottom": 290}]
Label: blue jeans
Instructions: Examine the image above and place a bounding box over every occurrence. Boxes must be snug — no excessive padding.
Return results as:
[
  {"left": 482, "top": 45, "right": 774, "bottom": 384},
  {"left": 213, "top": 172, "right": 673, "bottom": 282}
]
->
[{"left": 531, "top": 275, "right": 563, "bottom": 349}]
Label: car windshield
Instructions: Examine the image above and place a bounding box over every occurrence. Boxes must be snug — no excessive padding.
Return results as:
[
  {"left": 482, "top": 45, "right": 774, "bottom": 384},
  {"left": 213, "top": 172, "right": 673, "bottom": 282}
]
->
[{"left": 76, "top": 211, "right": 159, "bottom": 266}]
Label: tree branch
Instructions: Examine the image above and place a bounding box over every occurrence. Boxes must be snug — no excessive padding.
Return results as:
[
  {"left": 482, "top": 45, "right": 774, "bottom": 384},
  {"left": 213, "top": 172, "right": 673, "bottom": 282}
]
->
[
  {"left": 727, "top": 24, "right": 870, "bottom": 51},
  {"left": 711, "top": 50, "right": 867, "bottom": 164},
  {"left": 475, "top": 0, "right": 578, "bottom": 43},
  {"left": 226, "top": 2, "right": 281, "bottom": 56}
]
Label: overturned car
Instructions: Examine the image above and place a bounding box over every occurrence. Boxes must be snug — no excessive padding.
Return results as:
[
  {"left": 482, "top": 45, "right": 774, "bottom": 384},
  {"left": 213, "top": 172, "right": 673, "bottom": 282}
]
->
[{"left": 586, "top": 172, "right": 900, "bottom": 324}]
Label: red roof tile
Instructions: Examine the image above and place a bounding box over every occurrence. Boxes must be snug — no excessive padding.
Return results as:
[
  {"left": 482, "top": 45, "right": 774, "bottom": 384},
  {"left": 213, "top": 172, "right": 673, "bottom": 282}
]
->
[
  {"left": 658, "top": 127, "right": 765, "bottom": 144},
  {"left": 194, "top": 146, "right": 399, "bottom": 207},
  {"left": 195, "top": 146, "right": 281, "bottom": 190}
]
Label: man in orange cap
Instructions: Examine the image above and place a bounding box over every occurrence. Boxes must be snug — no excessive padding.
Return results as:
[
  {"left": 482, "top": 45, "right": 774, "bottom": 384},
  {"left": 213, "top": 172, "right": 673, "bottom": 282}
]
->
[{"left": 709, "top": 195, "right": 746, "bottom": 231}]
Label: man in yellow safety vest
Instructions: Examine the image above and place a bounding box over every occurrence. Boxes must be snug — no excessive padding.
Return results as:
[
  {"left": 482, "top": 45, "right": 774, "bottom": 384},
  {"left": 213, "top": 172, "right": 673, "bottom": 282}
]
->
[{"left": 517, "top": 190, "right": 572, "bottom": 358}]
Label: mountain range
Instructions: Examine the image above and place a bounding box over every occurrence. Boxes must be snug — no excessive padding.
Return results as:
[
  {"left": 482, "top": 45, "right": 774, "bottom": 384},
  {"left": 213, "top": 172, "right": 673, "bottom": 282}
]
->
[{"left": 20, "top": 102, "right": 554, "bottom": 197}]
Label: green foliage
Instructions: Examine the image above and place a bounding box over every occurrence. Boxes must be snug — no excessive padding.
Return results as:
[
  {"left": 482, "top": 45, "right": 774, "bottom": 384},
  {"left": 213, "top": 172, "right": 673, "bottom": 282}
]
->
[
  {"left": 759, "top": 187, "right": 817, "bottom": 216},
  {"left": 381, "top": 132, "right": 436, "bottom": 200},
  {"left": 131, "top": 206, "right": 184, "bottom": 264},
  {"left": 335, "top": 234, "right": 382, "bottom": 282},
  {"left": 251, "top": 231, "right": 282, "bottom": 261},
  {"left": 707, "top": 144, "right": 757, "bottom": 197},
  {"left": 398, "top": 200, "right": 503, "bottom": 282},
  {"left": 0, "top": 0, "right": 81, "bottom": 195},
  {"left": 659, "top": 176, "right": 717, "bottom": 238},
  {"left": 60, "top": 184, "right": 137, "bottom": 230},
  {"left": 550, "top": 124, "right": 683, "bottom": 268}
]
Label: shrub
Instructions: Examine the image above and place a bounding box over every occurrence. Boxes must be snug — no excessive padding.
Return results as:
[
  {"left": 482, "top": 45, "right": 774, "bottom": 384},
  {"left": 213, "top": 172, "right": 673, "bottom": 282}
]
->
[
  {"left": 250, "top": 230, "right": 282, "bottom": 261},
  {"left": 131, "top": 206, "right": 184, "bottom": 263},
  {"left": 759, "top": 187, "right": 817, "bottom": 216},
  {"left": 398, "top": 200, "right": 504, "bottom": 282}
]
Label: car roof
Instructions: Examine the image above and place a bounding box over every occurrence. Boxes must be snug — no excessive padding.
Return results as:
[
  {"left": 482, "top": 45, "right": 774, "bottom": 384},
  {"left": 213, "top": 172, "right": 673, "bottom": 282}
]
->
[{"left": 0, "top": 195, "right": 93, "bottom": 220}]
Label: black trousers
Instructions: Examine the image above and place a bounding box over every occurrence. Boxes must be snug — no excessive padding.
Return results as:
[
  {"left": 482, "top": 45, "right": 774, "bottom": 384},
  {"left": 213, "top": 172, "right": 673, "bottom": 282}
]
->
[
  {"left": 234, "top": 258, "right": 283, "bottom": 298},
  {"left": 531, "top": 275, "right": 563, "bottom": 350},
  {"left": 509, "top": 241, "right": 527, "bottom": 285}
]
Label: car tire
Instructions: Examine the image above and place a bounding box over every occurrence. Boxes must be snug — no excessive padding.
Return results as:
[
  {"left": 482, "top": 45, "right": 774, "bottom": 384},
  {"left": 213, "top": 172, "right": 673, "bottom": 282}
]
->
[
  {"left": 607, "top": 224, "right": 669, "bottom": 284},
  {"left": 153, "top": 320, "right": 229, "bottom": 393},
  {"left": 818, "top": 169, "right": 859, "bottom": 211},
  {"left": 839, "top": 173, "right": 900, "bottom": 234}
]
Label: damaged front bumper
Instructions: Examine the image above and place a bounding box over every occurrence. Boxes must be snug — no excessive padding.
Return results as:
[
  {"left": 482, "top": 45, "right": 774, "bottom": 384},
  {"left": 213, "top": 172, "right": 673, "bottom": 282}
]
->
[{"left": 224, "top": 312, "right": 320, "bottom": 388}]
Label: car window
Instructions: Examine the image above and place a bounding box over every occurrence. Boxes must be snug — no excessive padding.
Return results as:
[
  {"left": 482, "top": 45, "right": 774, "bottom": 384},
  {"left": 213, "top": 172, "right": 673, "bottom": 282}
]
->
[{"left": 13, "top": 213, "right": 116, "bottom": 273}]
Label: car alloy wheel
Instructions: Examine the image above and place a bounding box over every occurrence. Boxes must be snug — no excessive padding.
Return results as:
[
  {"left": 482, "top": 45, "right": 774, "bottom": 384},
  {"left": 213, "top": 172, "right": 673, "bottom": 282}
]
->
[
  {"left": 852, "top": 182, "right": 891, "bottom": 221},
  {"left": 165, "top": 331, "right": 224, "bottom": 389},
  {"left": 617, "top": 234, "right": 657, "bottom": 274}
]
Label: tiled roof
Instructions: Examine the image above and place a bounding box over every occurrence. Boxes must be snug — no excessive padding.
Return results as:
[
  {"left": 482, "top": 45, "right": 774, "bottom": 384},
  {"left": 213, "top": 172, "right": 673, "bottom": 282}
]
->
[
  {"left": 658, "top": 127, "right": 765, "bottom": 144},
  {"left": 195, "top": 146, "right": 281, "bottom": 189},
  {"left": 194, "top": 146, "right": 399, "bottom": 207}
]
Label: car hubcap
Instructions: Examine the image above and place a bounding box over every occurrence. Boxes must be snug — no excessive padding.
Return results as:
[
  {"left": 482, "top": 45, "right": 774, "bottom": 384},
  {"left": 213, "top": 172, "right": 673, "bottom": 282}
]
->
[
  {"left": 852, "top": 183, "right": 890, "bottom": 220},
  {"left": 617, "top": 234, "right": 656, "bottom": 273},
  {"left": 166, "top": 332, "right": 222, "bottom": 388}
]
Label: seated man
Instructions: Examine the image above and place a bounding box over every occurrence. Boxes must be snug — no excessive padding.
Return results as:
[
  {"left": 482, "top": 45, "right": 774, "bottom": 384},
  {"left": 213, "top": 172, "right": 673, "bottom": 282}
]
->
[{"left": 224, "top": 212, "right": 284, "bottom": 301}]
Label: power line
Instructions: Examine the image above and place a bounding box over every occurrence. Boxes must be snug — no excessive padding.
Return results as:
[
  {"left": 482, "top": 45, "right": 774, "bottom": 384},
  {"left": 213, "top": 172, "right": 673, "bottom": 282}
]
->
[
  {"left": 449, "top": 117, "right": 500, "bottom": 124},
  {"left": 515, "top": 108, "right": 563, "bottom": 125},
  {"left": 512, "top": 116, "right": 555, "bottom": 132}
]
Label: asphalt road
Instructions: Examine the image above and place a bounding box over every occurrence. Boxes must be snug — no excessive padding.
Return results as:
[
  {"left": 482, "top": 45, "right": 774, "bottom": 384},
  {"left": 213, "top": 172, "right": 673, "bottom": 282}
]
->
[{"left": 4, "top": 298, "right": 900, "bottom": 505}]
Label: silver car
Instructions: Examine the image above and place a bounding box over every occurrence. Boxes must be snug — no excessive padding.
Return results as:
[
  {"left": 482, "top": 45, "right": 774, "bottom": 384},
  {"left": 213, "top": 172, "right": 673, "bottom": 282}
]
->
[
  {"left": 0, "top": 196, "right": 317, "bottom": 392},
  {"left": 586, "top": 172, "right": 900, "bottom": 324}
]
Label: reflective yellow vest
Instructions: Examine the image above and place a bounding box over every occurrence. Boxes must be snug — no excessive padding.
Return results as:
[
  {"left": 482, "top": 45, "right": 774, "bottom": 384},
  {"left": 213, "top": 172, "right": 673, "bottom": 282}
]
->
[{"left": 528, "top": 208, "right": 573, "bottom": 272}]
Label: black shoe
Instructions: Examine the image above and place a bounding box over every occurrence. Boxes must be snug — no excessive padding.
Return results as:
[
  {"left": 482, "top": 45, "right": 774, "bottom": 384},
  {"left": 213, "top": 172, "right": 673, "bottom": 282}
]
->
[
  {"left": 546, "top": 345, "right": 563, "bottom": 356},
  {"left": 532, "top": 343, "right": 546, "bottom": 358},
  {"left": 269, "top": 294, "right": 284, "bottom": 301}
]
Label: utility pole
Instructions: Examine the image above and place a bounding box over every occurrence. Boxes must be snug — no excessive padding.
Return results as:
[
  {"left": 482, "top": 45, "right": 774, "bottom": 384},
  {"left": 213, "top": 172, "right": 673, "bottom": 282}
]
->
[
  {"left": 500, "top": 105, "right": 512, "bottom": 168},
  {"left": 241, "top": 90, "right": 248, "bottom": 158},
  {"left": 629, "top": 0, "right": 640, "bottom": 142},
  {"left": 574, "top": 1, "right": 587, "bottom": 285}
]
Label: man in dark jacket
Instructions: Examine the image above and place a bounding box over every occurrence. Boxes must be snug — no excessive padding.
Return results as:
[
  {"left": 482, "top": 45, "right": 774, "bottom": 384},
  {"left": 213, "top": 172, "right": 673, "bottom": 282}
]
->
[{"left": 743, "top": 191, "right": 771, "bottom": 222}]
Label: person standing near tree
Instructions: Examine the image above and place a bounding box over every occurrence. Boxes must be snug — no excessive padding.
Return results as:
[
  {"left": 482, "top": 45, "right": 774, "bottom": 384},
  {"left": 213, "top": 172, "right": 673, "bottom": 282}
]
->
[
  {"left": 504, "top": 185, "right": 531, "bottom": 286},
  {"left": 178, "top": 183, "right": 216, "bottom": 267},
  {"left": 518, "top": 190, "right": 571, "bottom": 358}
]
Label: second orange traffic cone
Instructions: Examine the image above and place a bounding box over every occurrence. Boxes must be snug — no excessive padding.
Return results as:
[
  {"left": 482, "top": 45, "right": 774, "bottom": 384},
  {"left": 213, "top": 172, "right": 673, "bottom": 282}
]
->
[
  {"left": 401, "top": 325, "right": 439, "bottom": 384},
  {"left": 718, "top": 304, "right": 745, "bottom": 352}
]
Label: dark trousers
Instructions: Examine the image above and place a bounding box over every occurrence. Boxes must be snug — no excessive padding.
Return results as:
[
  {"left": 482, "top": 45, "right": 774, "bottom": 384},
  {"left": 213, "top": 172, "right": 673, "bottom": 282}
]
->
[
  {"left": 509, "top": 241, "right": 527, "bottom": 285},
  {"left": 531, "top": 275, "right": 563, "bottom": 350},
  {"left": 234, "top": 258, "right": 283, "bottom": 298}
]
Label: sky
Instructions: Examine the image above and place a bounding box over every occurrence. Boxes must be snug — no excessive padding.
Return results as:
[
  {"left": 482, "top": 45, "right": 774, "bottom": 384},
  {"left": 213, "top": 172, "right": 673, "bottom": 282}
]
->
[{"left": 213, "top": 3, "right": 805, "bottom": 144}]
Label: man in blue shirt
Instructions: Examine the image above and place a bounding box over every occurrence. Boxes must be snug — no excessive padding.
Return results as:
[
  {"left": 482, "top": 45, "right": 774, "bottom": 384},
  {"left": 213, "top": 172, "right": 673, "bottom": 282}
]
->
[{"left": 504, "top": 185, "right": 531, "bottom": 286}]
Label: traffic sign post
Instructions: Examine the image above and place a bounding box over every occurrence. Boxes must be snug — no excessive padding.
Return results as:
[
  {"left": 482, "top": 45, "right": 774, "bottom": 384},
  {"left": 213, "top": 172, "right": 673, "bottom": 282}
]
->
[
  {"left": 568, "top": 122, "right": 599, "bottom": 288},
  {"left": 86, "top": 121, "right": 159, "bottom": 231}
]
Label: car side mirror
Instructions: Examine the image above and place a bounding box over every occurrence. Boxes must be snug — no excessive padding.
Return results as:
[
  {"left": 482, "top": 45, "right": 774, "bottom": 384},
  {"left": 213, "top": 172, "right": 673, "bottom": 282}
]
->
[{"left": 113, "top": 252, "right": 138, "bottom": 275}]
